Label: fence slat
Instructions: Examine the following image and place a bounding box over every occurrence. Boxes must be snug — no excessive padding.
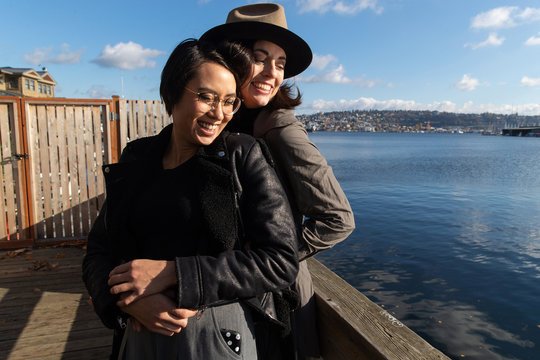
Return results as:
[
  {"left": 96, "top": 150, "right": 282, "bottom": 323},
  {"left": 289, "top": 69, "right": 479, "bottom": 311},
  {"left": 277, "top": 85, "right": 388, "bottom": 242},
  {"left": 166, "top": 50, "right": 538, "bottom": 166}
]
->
[
  {"left": 0, "top": 104, "right": 11, "bottom": 238},
  {"left": 77, "top": 107, "right": 90, "bottom": 234},
  {"left": 119, "top": 100, "right": 128, "bottom": 153},
  {"left": 35, "top": 106, "right": 55, "bottom": 237},
  {"left": 26, "top": 104, "right": 42, "bottom": 238},
  {"left": 56, "top": 105, "right": 73, "bottom": 237},
  {"left": 94, "top": 106, "right": 106, "bottom": 210},
  {"left": 66, "top": 106, "right": 81, "bottom": 237},
  {"left": 46, "top": 105, "right": 63, "bottom": 237},
  {"left": 87, "top": 106, "right": 99, "bottom": 223}
]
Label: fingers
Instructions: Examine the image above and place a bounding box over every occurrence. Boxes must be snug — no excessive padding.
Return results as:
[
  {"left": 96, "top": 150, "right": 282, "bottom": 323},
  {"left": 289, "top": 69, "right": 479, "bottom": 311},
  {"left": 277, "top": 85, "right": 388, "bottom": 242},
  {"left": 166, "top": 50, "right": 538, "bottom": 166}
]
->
[
  {"left": 109, "top": 262, "right": 130, "bottom": 277},
  {"left": 108, "top": 271, "right": 132, "bottom": 287},
  {"left": 109, "top": 281, "right": 134, "bottom": 295},
  {"left": 170, "top": 308, "right": 198, "bottom": 319},
  {"left": 116, "top": 292, "right": 138, "bottom": 307}
]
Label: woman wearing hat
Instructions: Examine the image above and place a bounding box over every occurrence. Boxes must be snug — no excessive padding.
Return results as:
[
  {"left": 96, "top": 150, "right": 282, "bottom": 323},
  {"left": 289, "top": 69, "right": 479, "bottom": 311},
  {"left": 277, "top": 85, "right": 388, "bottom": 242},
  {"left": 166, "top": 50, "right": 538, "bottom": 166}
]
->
[
  {"left": 83, "top": 39, "right": 299, "bottom": 360},
  {"left": 201, "top": 3, "right": 355, "bottom": 359}
]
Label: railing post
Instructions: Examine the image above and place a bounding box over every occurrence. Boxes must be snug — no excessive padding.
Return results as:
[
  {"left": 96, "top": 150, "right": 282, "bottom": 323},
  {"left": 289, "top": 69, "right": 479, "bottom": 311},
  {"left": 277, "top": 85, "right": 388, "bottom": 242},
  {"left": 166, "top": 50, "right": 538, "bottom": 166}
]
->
[{"left": 110, "top": 96, "right": 121, "bottom": 163}]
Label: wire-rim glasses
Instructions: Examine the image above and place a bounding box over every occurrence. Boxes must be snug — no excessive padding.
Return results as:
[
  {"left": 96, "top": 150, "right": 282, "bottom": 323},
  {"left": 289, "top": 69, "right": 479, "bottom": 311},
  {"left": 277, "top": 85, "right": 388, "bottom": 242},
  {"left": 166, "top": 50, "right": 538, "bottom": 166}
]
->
[{"left": 185, "top": 88, "right": 242, "bottom": 116}]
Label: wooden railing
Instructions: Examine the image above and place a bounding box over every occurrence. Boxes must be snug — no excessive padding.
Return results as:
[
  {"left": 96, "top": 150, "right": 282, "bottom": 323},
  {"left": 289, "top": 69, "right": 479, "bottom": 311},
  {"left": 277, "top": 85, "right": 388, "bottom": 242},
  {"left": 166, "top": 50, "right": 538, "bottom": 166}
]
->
[{"left": 308, "top": 258, "right": 450, "bottom": 360}]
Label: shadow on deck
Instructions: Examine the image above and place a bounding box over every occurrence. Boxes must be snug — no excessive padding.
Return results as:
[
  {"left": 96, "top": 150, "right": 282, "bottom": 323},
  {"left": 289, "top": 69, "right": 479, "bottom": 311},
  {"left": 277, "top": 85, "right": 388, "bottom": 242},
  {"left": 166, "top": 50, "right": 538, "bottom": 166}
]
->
[
  {"left": 0, "top": 246, "right": 449, "bottom": 360},
  {"left": 0, "top": 246, "right": 112, "bottom": 360}
]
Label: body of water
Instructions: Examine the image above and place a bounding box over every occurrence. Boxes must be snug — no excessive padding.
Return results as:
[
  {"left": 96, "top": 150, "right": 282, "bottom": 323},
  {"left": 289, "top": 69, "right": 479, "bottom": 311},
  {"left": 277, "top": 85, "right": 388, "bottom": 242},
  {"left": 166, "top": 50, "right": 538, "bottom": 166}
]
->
[{"left": 310, "top": 132, "right": 540, "bottom": 360}]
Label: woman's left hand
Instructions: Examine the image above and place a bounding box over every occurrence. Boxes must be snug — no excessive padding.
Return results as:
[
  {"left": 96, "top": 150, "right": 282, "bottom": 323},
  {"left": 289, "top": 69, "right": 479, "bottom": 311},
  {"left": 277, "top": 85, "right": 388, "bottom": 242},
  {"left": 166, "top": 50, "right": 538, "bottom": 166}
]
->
[{"left": 108, "top": 259, "right": 177, "bottom": 306}]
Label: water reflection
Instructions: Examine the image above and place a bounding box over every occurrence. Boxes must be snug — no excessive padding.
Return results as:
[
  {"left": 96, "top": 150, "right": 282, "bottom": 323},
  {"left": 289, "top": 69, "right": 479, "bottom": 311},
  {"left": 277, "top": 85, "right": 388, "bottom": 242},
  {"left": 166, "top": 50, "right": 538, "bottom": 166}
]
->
[
  {"left": 313, "top": 133, "right": 540, "bottom": 359},
  {"left": 319, "top": 255, "right": 537, "bottom": 360}
]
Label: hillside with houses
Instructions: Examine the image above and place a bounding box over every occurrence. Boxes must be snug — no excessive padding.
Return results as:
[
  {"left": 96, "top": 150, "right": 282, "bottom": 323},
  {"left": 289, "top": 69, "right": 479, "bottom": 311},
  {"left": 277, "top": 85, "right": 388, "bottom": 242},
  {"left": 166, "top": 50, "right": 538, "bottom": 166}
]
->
[{"left": 297, "top": 110, "right": 540, "bottom": 134}]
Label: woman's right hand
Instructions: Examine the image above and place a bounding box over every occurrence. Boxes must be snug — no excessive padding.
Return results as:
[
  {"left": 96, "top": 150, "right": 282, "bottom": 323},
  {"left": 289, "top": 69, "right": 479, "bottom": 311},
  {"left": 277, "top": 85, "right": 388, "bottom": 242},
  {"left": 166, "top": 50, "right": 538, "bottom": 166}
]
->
[
  {"left": 108, "top": 259, "right": 177, "bottom": 306},
  {"left": 119, "top": 293, "right": 198, "bottom": 336}
]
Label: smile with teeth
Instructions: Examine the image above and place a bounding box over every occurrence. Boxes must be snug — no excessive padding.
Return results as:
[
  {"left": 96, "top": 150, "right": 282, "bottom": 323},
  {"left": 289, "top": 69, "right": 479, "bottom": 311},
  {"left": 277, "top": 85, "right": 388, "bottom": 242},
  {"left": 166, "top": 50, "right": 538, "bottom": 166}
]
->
[
  {"left": 252, "top": 82, "right": 272, "bottom": 91},
  {"left": 198, "top": 121, "right": 219, "bottom": 131}
]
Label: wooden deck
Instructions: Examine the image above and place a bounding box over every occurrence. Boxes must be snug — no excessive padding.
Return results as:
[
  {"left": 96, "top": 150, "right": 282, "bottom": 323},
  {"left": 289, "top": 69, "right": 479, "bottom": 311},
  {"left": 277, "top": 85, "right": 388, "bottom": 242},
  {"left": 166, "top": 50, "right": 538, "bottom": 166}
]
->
[
  {"left": 0, "top": 246, "right": 449, "bottom": 360},
  {"left": 0, "top": 245, "right": 112, "bottom": 360}
]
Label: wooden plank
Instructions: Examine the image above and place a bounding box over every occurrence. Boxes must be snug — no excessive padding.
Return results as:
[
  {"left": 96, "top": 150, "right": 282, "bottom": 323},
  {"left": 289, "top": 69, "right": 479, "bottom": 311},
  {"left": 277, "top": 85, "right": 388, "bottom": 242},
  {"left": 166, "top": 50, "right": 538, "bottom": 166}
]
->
[
  {"left": 10, "top": 99, "right": 29, "bottom": 242},
  {"left": 308, "top": 258, "right": 450, "bottom": 360},
  {"left": 55, "top": 105, "right": 73, "bottom": 237},
  {"left": 81, "top": 106, "right": 94, "bottom": 235},
  {"left": 1, "top": 102, "right": 19, "bottom": 242},
  {"left": 137, "top": 100, "right": 146, "bottom": 138},
  {"left": 86, "top": 107, "right": 99, "bottom": 224},
  {"left": 25, "top": 104, "right": 41, "bottom": 239},
  {"left": 128, "top": 100, "right": 136, "bottom": 143},
  {"left": 46, "top": 105, "right": 63, "bottom": 238},
  {"left": 65, "top": 106, "right": 80, "bottom": 237},
  {"left": 1, "top": 113, "right": 18, "bottom": 241},
  {"left": 119, "top": 99, "right": 128, "bottom": 154},
  {"left": 75, "top": 107, "right": 89, "bottom": 235},
  {"left": 0, "top": 246, "right": 113, "bottom": 360},
  {"left": 0, "top": 104, "right": 11, "bottom": 239},
  {"left": 145, "top": 101, "right": 154, "bottom": 135},
  {"left": 37, "top": 105, "right": 53, "bottom": 238},
  {"left": 102, "top": 103, "right": 112, "bottom": 165},
  {"left": 154, "top": 100, "right": 163, "bottom": 132},
  {"left": 95, "top": 106, "right": 106, "bottom": 210}
]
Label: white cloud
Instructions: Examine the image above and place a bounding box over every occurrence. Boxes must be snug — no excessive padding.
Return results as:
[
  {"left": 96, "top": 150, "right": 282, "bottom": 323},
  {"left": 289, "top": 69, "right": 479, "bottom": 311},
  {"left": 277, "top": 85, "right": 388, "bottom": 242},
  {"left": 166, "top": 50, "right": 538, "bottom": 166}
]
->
[
  {"left": 298, "top": 98, "right": 540, "bottom": 115},
  {"left": 24, "top": 43, "right": 84, "bottom": 65},
  {"left": 471, "top": 6, "right": 540, "bottom": 29},
  {"left": 455, "top": 74, "right": 480, "bottom": 92},
  {"left": 310, "top": 54, "right": 338, "bottom": 70},
  {"left": 465, "top": 33, "right": 505, "bottom": 50},
  {"left": 300, "top": 64, "right": 376, "bottom": 87},
  {"left": 297, "top": 0, "right": 333, "bottom": 13},
  {"left": 92, "top": 42, "right": 164, "bottom": 70},
  {"left": 525, "top": 33, "right": 540, "bottom": 46},
  {"left": 333, "top": 0, "right": 382, "bottom": 15},
  {"left": 521, "top": 76, "right": 540, "bottom": 87},
  {"left": 297, "top": 0, "right": 382, "bottom": 14},
  {"left": 471, "top": 6, "right": 518, "bottom": 29},
  {"left": 517, "top": 7, "right": 540, "bottom": 23}
]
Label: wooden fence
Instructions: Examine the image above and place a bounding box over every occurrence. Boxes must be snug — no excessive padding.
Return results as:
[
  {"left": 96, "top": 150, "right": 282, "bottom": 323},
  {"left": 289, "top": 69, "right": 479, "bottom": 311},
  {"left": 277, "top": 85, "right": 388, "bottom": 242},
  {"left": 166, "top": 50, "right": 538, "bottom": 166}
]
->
[{"left": 0, "top": 96, "right": 171, "bottom": 249}]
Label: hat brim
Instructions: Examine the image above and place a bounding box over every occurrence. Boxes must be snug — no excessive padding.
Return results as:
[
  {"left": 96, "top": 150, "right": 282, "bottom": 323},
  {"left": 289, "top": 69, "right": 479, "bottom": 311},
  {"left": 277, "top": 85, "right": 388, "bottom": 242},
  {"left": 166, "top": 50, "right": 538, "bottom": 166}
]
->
[{"left": 200, "top": 22, "right": 312, "bottom": 79}]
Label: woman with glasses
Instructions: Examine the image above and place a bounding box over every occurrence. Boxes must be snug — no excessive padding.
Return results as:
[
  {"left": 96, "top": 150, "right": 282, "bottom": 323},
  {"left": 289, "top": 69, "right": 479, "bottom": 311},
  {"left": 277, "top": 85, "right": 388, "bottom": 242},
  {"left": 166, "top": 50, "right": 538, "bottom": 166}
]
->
[
  {"left": 200, "top": 4, "right": 355, "bottom": 359},
  {"left": 83, "top": 39, "right": 298, "bottom": 360}
]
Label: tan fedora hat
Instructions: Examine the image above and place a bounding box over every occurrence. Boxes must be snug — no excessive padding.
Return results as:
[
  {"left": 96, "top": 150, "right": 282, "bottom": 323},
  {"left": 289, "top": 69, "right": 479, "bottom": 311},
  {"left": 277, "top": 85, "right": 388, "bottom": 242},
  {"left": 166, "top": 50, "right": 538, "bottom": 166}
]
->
[{"left": 200, "top": 3, "right": 312, "bottom": 78}]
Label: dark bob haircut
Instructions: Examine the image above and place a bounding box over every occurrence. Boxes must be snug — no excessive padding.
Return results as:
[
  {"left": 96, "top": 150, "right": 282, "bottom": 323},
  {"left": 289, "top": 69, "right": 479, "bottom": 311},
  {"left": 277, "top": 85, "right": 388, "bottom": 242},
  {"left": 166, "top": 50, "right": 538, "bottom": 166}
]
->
[{"left": 160, "top": 39, "right": 253, "bottom": 115}]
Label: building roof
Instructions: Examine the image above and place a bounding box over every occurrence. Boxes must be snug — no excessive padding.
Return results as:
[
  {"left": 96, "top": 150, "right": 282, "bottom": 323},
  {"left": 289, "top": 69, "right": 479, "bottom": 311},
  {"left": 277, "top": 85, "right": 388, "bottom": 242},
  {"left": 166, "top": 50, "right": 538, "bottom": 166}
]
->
[{"left": 0, "top": 67, "right": 56, "bottom": 85}]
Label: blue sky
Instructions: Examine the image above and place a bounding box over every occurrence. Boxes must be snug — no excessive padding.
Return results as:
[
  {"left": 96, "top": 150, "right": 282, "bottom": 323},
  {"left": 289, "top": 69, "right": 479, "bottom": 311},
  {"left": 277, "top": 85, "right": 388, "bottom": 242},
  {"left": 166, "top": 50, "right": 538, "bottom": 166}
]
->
[{"left": 3, "top": 0, "right": 540, "bottom": 115}]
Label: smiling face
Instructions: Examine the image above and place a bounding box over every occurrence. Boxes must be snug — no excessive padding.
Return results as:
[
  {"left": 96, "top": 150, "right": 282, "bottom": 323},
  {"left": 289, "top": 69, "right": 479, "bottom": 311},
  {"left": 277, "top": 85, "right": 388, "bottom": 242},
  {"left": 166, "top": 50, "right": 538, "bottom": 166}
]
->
[
  {"left": 241, "top": 40, "right": 286, "bottom": 109},
  {"left": 171, "top": 61, "right": 237, "bottom": 154}
]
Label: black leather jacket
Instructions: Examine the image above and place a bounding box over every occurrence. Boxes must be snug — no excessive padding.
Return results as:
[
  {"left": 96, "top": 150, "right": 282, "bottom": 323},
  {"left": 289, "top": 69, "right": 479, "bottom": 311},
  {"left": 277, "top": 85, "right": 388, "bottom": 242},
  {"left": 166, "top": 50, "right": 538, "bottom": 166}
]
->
[{"left": 82, "top": 125, "right": 298, "bottom": 333}]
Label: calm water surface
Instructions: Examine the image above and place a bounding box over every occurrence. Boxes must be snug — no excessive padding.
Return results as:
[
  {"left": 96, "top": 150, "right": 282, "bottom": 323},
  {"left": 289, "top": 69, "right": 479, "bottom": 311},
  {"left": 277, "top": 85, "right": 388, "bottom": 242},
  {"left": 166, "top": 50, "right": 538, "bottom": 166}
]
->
[{"left": 310, "top": 132, "right": 540, "bottom": 360}]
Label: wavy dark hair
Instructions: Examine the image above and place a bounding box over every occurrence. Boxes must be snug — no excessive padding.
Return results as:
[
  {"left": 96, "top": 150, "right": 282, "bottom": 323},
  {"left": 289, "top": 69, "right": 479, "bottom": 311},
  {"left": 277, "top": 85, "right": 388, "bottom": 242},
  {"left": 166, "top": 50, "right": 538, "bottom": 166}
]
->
[
  {"left": 160, "top": 39, "right": 253, "bottom": 115},
  {"left": 232, "top": 39, "right": 302, "bottom": 111}
]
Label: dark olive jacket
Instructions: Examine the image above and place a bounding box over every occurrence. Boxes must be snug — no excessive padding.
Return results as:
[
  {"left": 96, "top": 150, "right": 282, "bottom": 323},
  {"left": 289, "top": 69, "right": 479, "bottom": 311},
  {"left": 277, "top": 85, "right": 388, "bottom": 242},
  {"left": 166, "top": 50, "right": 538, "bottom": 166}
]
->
[{"left": 82, "top": 125, "right": 298, "bottom": 334}]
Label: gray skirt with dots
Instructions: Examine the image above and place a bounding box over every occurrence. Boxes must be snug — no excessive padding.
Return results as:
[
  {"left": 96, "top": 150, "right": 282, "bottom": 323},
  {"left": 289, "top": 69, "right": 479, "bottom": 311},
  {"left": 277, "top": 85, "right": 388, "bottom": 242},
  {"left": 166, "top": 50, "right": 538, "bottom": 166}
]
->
[{"left": 119, "top": 301, "right": 258, "bottom": 360}]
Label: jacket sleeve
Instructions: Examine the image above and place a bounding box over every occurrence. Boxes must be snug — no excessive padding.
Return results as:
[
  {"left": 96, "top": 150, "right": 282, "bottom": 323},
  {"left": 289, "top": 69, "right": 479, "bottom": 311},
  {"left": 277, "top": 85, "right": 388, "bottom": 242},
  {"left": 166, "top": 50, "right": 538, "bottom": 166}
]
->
[
  {"left": 175, "top": 138, "right": 299, "bottom": 309},
  {"left": 264, "top": 117, "right": 355, "bottom": 260},
  {"left": 82, "top": 146, "right": 138, "bottom": 330},
  {"left": 82, "top": 201, "right": 125, "bottom": 330}
]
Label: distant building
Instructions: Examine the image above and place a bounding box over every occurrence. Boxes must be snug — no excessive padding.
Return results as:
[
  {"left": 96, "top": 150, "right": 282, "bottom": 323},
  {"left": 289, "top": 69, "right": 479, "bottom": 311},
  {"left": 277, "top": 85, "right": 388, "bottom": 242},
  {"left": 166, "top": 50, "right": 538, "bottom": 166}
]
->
[{"left": 0, "top": 67, "right": 56, "bottom": 98}]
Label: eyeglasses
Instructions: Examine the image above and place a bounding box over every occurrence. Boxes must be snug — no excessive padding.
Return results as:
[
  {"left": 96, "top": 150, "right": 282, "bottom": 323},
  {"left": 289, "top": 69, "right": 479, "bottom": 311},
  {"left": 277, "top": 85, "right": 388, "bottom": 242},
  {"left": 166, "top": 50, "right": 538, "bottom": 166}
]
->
[{"left": 185, "top": 88, "right": 242, "bottom": 116}]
